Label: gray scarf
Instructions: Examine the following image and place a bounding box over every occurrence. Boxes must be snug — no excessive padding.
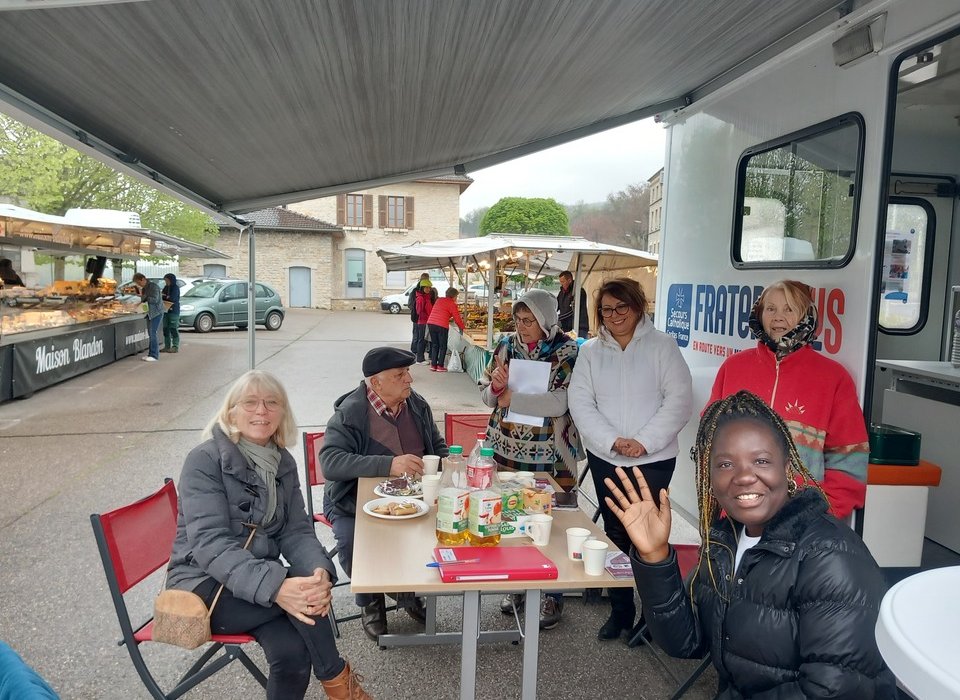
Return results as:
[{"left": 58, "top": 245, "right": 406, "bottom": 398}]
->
[{"left": 237, "top": 438, "right": 281, "bottom": 524}]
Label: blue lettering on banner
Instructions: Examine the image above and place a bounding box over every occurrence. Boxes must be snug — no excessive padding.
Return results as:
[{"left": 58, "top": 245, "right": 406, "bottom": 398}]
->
[
  {"left": 675, "top": 283, "right": 845, "bottom": 354},
  {"left": 665, "top": 284, "right": 692, "bottom": 347}
]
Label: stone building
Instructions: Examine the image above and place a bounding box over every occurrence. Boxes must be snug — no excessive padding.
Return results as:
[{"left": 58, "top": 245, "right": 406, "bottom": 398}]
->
[
  {"left": 646, "top": 167, "right": 664, "bottom": 255},
  {"left": 183, "top": 175, "right": 472, "bottom": 310}
]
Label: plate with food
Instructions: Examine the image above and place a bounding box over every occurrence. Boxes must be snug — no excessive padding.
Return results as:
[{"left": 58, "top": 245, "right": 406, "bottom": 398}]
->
[
  {"left": 373, "top": 475, "right": 423, "bottom": 499},
  {"left": 363, "top": 498, "right": 429, "bottom": 520}
]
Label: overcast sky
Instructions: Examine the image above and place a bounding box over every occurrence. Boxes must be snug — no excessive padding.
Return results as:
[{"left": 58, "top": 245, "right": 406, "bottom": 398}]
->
[{"left": 458, "top": 118, "right": 667, "bottom": 215}]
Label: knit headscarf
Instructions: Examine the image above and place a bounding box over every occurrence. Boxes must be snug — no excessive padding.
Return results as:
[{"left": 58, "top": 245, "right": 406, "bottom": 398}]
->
[{"left": 748, "top": 295, "right": 818, "bottom": 361}]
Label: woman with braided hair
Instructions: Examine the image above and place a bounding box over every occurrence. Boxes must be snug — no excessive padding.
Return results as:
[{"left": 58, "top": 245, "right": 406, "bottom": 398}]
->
[
  {"left": 707, "top": 279, "right": 869, "bottom": 521},
  {"left": 606, "top": 391, "right": 896, "bottom": 699}
]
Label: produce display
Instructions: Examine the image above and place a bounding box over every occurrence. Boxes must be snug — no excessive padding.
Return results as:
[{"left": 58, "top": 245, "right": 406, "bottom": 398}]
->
[{"left": 462, "top": 307, "right": 514, "bottom": 333}]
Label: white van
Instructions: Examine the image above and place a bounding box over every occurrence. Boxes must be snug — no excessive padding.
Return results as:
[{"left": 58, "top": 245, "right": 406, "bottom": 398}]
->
[
  {"left": 655, "top": 1, "right": 960, "bottom": 564},
  {"left": 379, "top": 279, "right": 450, "bottom": 314}
]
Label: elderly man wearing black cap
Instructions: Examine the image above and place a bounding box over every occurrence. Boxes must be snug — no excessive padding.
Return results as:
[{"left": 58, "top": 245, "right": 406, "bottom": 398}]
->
[{"left": 320, "top": 346, "right": 448, "bottom": 639}]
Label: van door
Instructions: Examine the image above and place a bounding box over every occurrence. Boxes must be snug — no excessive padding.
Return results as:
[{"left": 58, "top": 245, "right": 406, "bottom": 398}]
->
[{"left": 872, "top": 176, "right": 956, "bottom": 419}]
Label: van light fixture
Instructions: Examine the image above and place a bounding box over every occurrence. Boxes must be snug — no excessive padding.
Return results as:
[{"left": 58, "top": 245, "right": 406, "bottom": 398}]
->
[{"left": 833, "top": 13, "right": 886, "bottom": 68}]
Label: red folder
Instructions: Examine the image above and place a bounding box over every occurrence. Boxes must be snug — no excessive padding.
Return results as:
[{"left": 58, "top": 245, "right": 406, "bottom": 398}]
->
[{"left": 432, "top": 546, "right": 559, "bottom": 583}]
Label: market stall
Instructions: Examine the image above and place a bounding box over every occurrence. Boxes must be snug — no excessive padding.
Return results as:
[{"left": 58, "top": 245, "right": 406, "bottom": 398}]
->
[
  {"left": 0, "top": 205, "right": 227, "bottom": 400},
  {"left": 377, "top": 234, "right": 657, "bottom": 380}
]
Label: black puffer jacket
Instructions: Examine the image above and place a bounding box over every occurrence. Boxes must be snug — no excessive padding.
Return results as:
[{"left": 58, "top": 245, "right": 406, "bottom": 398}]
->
[{"left": 632, "top": 489, "right": 897, "bottom": 699}]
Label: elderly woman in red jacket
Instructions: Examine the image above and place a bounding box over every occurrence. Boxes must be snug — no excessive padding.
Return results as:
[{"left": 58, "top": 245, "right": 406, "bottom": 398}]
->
[{"left": 707, "top": 280, "right": 868, "bottom": 520}]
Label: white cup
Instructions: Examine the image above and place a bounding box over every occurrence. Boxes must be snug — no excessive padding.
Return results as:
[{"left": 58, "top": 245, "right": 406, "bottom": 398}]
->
[
  {"left": 565, "top": 527, "right": 592, "bottom": 561},
  {"left": 420, "top": 474, "right": 441, "bottom": 508},
  {"left": 527, "top": 514, "right": 553, "bottom": 546},
  {"left": 514, "top": 470, "right": 536, "bottom": 489},
  {"left": 422, "top": 455, "right": 440, "bottom": 476},
  {"left": 582, "top": 539, "right": 610, "bottom": 576}
]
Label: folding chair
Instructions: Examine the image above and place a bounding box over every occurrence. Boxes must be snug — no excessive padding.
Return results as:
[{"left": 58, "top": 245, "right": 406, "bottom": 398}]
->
[
  {"left": 90, "top": 479, "right": 267, "bottom": 700},
  {"left": 302, "top": 430, "right": 361, "bottom": 637},
  {"left": 628, "top": 543, "right": 711, "bottom": 699}
]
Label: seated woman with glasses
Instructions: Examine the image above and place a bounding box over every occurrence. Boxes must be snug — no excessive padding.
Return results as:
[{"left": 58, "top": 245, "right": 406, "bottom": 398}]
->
[
  {"left": 165, "top": 369, "right": 370, "bottom": 700},
  {"left": 569, "top": 277, "right": 693, "bottom": 642},
  {"left": 480, "top": 288, "right": 583, "bottom": 630}
]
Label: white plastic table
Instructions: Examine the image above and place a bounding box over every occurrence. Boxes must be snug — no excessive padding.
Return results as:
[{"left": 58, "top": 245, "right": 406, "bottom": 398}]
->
[{"left": 875, "top": 566, "right": 960, "bottom": 699}]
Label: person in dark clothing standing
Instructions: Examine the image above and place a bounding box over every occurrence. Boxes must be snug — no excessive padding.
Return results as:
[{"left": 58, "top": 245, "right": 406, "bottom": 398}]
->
[
  {"left": 606, "top": 391, "right": 897, "bottom": 699},
  {"left": 0, "top": 258, "right": 24, "bottom": 287},
  {"left": 321, "top": 347, "right": 448, "bottom": 639},
  {"left": 160, "top": 273, "right": 181, "bottom": 353},
  {"left": 556, "top": 271, "right": 588, "bottom": 337},
  {"left": 133, "top": 273, "right": 163, "bottom": 362}
]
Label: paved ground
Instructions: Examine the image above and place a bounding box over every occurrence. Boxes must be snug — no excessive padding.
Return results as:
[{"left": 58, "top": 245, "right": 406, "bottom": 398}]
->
[{"left": 0, "top": 309, "right": 714, "bottom": 699}]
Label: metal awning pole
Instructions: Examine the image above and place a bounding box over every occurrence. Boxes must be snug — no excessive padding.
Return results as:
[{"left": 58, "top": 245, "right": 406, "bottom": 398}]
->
[
  {"left": 247, "top": 223, "right": 256, "bottom": 368},
  {"left": 487, "top": 252, "right": 496, "bottom": 348}
]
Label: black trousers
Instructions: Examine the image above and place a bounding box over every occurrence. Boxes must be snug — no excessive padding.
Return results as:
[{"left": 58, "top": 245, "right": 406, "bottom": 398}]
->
[
  {"left": 194, "top": 576, "right": 344, "bottom": 700},
  {"left": 587, "top": 450, "right": 676, "bottom": 616},
  {"left": 411, "top": 323, "right": 427, "bottom": 362},
  {"left": 427, "top": 324, "right": 449, "bottom": 367}
]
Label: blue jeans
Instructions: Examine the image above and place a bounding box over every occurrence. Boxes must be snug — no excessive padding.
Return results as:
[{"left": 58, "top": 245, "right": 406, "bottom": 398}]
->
[{"left": 147, "top": 314, "right": 162, "bottom": 359}]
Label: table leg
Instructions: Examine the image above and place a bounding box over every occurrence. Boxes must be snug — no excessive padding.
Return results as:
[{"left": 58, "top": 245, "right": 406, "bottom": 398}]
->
[
  {"left": 521, "top": 588, "right": 540, "bottom": 700},
  {"left": 460, "top": 590, "right": 481, "bottom": 700},
  {"left": 425, "top": 594, "right": 437, "bottom": 635}
]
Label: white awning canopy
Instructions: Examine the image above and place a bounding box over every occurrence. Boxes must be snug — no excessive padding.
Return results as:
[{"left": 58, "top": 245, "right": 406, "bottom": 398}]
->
[
  {"left": 378, "top": 234, "right": 657, "bottom": 347},
  {"left": 0, "top": 0, "right": 852, "bottom": 216},
  {"left": 0, "top": 204, "right": 229, "bottom": 261},
  {"left": 377, "top": 234, "right": 657, "bottom": 275}
]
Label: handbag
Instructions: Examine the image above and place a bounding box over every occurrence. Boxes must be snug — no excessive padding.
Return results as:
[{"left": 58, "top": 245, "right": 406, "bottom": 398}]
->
[{"left": 152, "top": 523, "right": 257, "bottom": 649}]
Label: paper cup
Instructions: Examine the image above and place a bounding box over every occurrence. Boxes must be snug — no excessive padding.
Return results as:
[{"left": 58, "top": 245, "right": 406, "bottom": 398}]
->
[
  {"left": 527, "top": 514, "right": 553, "bottom": 546},
  {"left": 422, "top": 455, "right": 440, "bottom": 476},
  {"left": 565, "top": 527, "right": 592, "bottom": 561},
  {"left": 420, "top": 474, "right": 441, "bottom": 508},
  {"left": 582, "top": 539, "right": 609, "bottom": 576}
]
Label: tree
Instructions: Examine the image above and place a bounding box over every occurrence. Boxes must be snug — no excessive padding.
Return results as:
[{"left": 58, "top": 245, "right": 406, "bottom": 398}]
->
[
  {"left": 0, "top": 114, "right": 217, "bottom": 244},
  {"left": 459, "top": 206, "right": 489, "bottom": 237},
  {"left": 479, "top": 197, "right": 569, "bottom": 236}
]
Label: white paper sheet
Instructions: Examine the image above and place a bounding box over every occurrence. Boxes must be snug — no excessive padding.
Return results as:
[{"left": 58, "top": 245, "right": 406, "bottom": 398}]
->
[{"left": 504, "top": 359, "right": 550, "bottom": 426}]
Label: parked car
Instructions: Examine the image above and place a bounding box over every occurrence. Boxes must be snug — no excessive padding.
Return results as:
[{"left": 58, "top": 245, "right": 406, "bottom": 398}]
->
[
  {"left": 466, "top": 283, "right": 516, "bottom": 302},
  {"left": 380, "top": 279, "right": 450, "bottom": 314},
  {"left": 178, "top": 279, "right": 285, "bottom": 332},
  {"left": 118, "top": 275, "right": 217, "bottom": 296}
]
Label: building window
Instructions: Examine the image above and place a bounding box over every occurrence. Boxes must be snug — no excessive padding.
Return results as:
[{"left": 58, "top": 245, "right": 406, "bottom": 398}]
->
[
  {"left": 379, "top": 195, "right": 414, "bottom": 229},
  {"left": 346, "top": 194, "right": 364, "bottom": 226},
  {"left": 386, "top": 270, "right": 406, "bottom": 287},
  {"left": 204, "top": 263, "right": 227, "bottom": 278},
  {"left": 387, "top": 197, "right": 405, "bottom": 228},
  {"left": 337, "top": 194, "right": 372, "bottom": 227},
  {"left": 733, "top": 114, "right": 863, "bottom": 267}
]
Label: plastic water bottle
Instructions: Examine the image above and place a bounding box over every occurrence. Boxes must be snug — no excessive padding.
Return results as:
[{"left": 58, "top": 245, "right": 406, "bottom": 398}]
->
[
  {"left": 467, "top": 447, "right": 502, "bottom": 546},
  {"left": 467, "top": 432, "right": 487, "bottom": 468},
  {"left": 436, "top": 445, "right": 468, "bottom": 545}
]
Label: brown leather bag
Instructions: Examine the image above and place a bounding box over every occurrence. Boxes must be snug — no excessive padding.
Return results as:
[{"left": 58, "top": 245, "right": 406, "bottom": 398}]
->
[{"left": 153, "top": 524, "right": 256, "bottom": 649}]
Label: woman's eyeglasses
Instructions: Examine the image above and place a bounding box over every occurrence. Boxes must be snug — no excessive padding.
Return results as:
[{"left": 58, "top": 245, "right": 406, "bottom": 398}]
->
[
  {"left": 236, "top": 398, "right": 282, "bottom": 412},
  {"left": 514, "top": 316, "right": 539, "bottom": 328},
  {"left": 600, "top": 303, "right": 632, "bottom": 318}
]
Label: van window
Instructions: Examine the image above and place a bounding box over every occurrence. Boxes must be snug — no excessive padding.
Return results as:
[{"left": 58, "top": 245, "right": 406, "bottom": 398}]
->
[
  {"left": 733, "top": 114, "right": 863, "bottom": 267},
  {"left": 879, "top": 199, "right": 934, "bottom": 333}
]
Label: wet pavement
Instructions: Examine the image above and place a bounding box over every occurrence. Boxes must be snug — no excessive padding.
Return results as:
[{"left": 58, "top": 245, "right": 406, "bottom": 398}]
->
[{"left": 0, "top": 309, "right": 713, "bottom": 699}]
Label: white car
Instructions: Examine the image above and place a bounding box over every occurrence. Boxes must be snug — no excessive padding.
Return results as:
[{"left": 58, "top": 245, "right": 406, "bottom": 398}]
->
[
  {"left": 466, "top": 283, "right": 516, "bottom": 302},
  {"left": 380, "top": 279, "right": 450, "bottom": 314}
]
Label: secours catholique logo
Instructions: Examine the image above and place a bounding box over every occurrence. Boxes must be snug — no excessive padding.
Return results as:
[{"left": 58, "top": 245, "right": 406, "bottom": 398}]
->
[{"left": 35, "top": 336, "right": 105, "bottom": 374}]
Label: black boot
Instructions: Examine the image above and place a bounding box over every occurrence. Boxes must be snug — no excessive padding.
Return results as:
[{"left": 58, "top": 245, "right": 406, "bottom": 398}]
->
[
  {"left": 360, "top": 595, "right": 387, "bottom": 640},
  {"left": 598, "top": 588, "right": 635, "bottom": 641}
]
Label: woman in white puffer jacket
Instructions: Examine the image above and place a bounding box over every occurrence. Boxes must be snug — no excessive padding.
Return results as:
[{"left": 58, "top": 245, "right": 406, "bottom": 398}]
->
[{"left": 568, "top": 277, "right": 693, "bottom": 642}]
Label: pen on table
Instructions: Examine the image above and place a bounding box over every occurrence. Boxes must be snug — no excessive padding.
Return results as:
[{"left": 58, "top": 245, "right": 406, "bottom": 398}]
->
[{"left": 426, "top": 559, "right": 481, "bottom": 567}]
